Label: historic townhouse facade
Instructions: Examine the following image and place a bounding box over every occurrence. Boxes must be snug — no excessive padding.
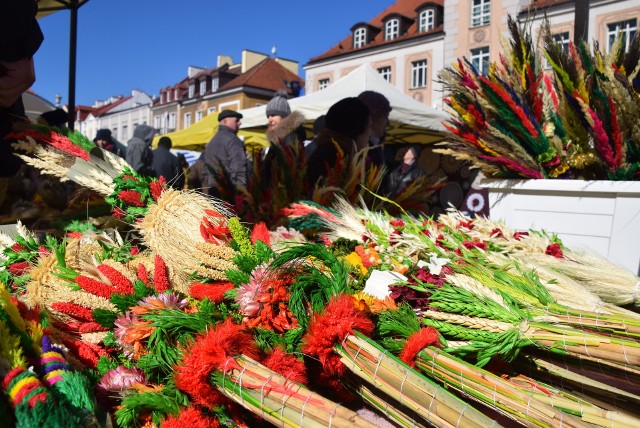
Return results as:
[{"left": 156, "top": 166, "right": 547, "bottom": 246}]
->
[
  {"left": 305, "top": 0, "right": 639, "bottom": 108},
  {"left": 151, "top": 50, "right": 303, "bottom": 135},
  {"left": 75, "top": 89, "right": 153, "bottom": 143}
]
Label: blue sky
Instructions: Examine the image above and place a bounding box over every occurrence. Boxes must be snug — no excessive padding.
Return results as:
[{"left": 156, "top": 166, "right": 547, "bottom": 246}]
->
[{"left": 32, "top": 0, "right": 393, "bottom": 107}]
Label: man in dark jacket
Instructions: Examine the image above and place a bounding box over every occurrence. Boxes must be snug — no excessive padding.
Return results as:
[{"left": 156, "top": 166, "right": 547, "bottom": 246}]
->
[
  {"left": 203, "top": 110, "right": 247, "bottom": 196},
  {"left": 152, "top": 136, "right": 183, "bottom": 190},
  {"left": 126, "top": 124, "right": 155, "bottom": 176}
]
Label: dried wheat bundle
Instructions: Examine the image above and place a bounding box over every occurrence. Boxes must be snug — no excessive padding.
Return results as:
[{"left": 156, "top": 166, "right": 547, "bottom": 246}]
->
[
  {"left": 26, "top": 253, "right": 117, "bottom": 315},
  {"left": 526, "top": 251, "right": 640, "bottom": 306},
  {"left": 137, "top": 188, "right": 234, "bottom": 275}
]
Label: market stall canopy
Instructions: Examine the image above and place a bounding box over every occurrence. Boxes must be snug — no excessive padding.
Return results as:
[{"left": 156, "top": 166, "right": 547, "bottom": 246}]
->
[
  {"left": 163, "top": 64, "right": 448, "bottom": 151},
  {"left": 36, "top": 0, "right": 90, "bottom": 18}
]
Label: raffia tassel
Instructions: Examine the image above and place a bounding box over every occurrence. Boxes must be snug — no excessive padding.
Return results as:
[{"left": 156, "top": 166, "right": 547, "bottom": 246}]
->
[{"left": 137, "top": 189, "right": 233, "bottom": 276}]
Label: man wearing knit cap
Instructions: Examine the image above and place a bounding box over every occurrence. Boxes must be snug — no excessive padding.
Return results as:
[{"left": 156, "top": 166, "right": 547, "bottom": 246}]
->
[
  {"left": 203, "top": 109, "right": 247, "bottom": 196},
  {"left": 357, "top": 90, "right": 392, "bottom": 169}
]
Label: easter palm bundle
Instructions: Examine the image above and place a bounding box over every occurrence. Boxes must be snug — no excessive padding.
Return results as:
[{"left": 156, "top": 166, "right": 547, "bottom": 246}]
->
[
  {"left": 437, "top": 16, "right": 640, "bottom": 180},
  {"left": 283, "top": 197, "right": 640, "bottom": 425}
]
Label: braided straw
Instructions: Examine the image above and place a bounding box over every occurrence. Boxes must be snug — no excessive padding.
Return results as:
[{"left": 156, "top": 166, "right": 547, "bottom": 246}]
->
[
  {"left": 445, "top": 273, "right": 510, "bottom": 311},
  {"left": 423, "top": 311, "right": 513, "bottom": 333}
]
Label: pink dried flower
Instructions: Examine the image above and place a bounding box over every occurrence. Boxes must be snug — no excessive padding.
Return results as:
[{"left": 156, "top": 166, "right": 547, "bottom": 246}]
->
[
  {"left": 98, "top": 366, "right": 147, "bottom": 395},
  {"left": 235, "top": 265, "right": 269, "bottom": 317}
]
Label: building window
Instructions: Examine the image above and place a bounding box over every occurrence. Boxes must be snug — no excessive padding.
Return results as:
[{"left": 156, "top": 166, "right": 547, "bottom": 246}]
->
[
  {"left": 411, "top": 59, "right": 428, "bottom": 88},
  {"left": 200, "top": 80, "right": 207, "bottom": 96},
  {"left": 184, "top": 112, "right": 192, "bottom": 128},
  {"left": 207, "top": 106, "right": 216, "bottom": 115},
  {"left": 385, "top": 18, "right": 400, "bottom": 40},
  {"left": 318, "top": 78, "right": 330, "bottom": 90},
  {"left": 471, "top": 0, "right": 490, "bottom": 27},
  {"left": 169, "top": 113, "right": 176, "bottom": 129},
  {"left": 188, "top": 84, "right": 195, "bottom": 98},
  {"left": 196, "top": 111, "right": 203, "bottom": 122},
  {"left": 470, "top": 46, "right": 490, "bottom": 74},
  {"left": 211, "top": 78, "right": 219, "bottom": 92},
  {"left": 354, "top": 27, "right": 367, "bottom": 48},
  {"left": 545, "top": 32, "right": 570, "bottom": 68},
  {"left": 154, "top": 115, "right": 161, "bottom": 130},
  {"left": 378, "top": 66, "right": 392, "bottom": 82},
  {"left": 160, "top": 93, "right": 165, "bottom": 103},
  {"left": 174, "top": 89, "right": 179, "bottom": 100},
  {"left": 122, "top": 125, "right": 128, "bottom": 140},
  {"left": 166, "top": 91, "right": 171, "bottom": 102},
  {"left": 419, "top": 9, "right": 435, "bottom": 32},
  {"left": 608, "top": 19, "right": 637, "bottom": 52}
]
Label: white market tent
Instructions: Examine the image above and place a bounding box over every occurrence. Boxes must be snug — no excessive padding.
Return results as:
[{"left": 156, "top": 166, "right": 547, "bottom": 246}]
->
[{"left": 162, "top": 64, "right": 448, "bottom": 151}]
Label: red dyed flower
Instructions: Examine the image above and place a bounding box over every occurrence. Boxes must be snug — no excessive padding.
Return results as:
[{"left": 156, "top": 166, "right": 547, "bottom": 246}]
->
[
  {"left": 112, "top": 207, "right": 127, "bottom": 219},
  {"left": 250, "top": 222, "right": 271, "bottom": 246},
  {"left": 136, "top": 263, "right": 150, "bottom": 286},
  {"left": 149, "top": 179, "right": 165, "bottom": 202},
  {"left": 399, "top": 327, "right": 440, "bottom": 367},
  {"left": 118, "top": 190, "right": 145, "bottom": 207},
  {"left": 513, "top": 231, "right": 529, "bottom": 240},
  {"left": 98, "top": 264, "right": 134, "bottom": 295},
  {"left": 8, "top": 261, "right": 30, "bottom": 276},
  {"left": 262, "top": 348, "right": 308, "bottom": 385},
  {"left": 462, "top": 241, "right": 486, "bottom": 251},
  {"left": 11, "top": 244, "right": 25, "bottom": 252},
  {"left": 162, "top": 407, "right": 220, "bottom": 428},
  {"left": 189, "top": 281, "right": 234, "bottom": 303},
  {"left": 153, "top": 255, "right": 170, "bottom": 292},
  {"left": 458, "top": 220, "right": 474, "bottom": 230},
  {"left": 545, "top": 243, "right": 564, "bottom": 259},
  {"left": 37, "top": 246, "right": 51, "bottom": 256},
  {"left": 490, "top": 228, "right": 504, "bottom": 238},
  {"left": 51, "top": 302, "right": 95, "bottom": 322},
  {"left": 129, "top": 246, "right": 140, "bottom": 256},
  {"left": 75, "top": 275, "right": 114, "bottom": 299}
]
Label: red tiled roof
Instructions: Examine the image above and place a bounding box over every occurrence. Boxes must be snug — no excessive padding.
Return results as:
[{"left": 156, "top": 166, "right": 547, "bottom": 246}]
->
[
  {"left": 220, "top": 58, "right": 304, "bottom": 94},
  {"left": 308, "top": 0, "right": 444, "bottom": 63},
  {"left": 91, "top": 96, "right": 131, "bottom": 117},
  {"left": 74, "top": 105, "right": 95, "bottom": 122}
]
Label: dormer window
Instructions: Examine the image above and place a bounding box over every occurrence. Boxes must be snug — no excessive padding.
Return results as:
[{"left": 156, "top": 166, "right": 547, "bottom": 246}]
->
[
  {"left": 354, "top": 27, "right": 367, "bottom": 48},
  {"left": 174, "top": 89, "right": 179, "bottom": 100},
  {"left": 188, "top": 84, "right": 195, "bottom": 98},
  {"left": 166, "top": 91, "right": 171, "bottom": 102},
  {"left": 211, "top": 77, "right": 219, "bottom": 92},
  {"left": 200, "top": 80, "right": 207, "bottom": 96},
  {"left": 385, "top": 18, "right": 400, "bottom": 40},
  {"left": 419, "top": 9, "right": 435, "bottom": 32}
]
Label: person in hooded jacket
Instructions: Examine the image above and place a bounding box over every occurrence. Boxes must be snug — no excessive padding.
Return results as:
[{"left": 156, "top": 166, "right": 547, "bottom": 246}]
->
[
  {"left": 126, "top": 124, "right": 155, "bottom": 176},
  {"left": 94, "top": 128, "right": 124, "bottom": 157},
  {"left": 306, "top": 97, "right": 371, "bottom": 190},
  {"left": 152, "top": 136, "right": 183, "bottom": 190}
]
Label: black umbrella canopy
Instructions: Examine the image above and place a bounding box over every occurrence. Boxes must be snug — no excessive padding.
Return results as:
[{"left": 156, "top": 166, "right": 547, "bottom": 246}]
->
[{"left": 36, "top": 0, "right": 91, "bottom": 130}]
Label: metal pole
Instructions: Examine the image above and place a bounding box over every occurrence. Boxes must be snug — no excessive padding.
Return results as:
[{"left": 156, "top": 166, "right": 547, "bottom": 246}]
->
[
  {"left": 67, "top": 0, "right": 78, "bottom": 130},
  {"left": 574, "top": 0, "right": 589, "bottom": 45}
]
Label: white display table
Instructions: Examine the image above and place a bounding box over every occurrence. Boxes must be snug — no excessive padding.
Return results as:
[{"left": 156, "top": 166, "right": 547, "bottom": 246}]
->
[{"left": 480, "top": 178, "right": 640, "bottom": 275}]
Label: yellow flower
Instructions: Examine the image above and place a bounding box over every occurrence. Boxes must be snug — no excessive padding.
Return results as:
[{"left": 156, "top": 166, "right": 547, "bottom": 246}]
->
[{"left": 345, "top": 252, "right": 367, "bottom": 275}]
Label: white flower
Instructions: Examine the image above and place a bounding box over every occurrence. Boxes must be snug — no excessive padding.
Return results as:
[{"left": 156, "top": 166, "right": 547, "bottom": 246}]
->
[
  {"left": 363, "top": 270, "right": 407, "bottom": 300},
  {"left": 417, "top": 253, "right": 450, "bottom": 275}
]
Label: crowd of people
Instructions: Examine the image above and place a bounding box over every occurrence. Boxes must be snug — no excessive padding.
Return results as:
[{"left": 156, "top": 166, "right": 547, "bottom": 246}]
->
[
  {"left": 199, "top": 90, "right": 427, "bottom": 206},
  {"left": 0, "top": 0, "right": 427, "bottom": 220}
]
